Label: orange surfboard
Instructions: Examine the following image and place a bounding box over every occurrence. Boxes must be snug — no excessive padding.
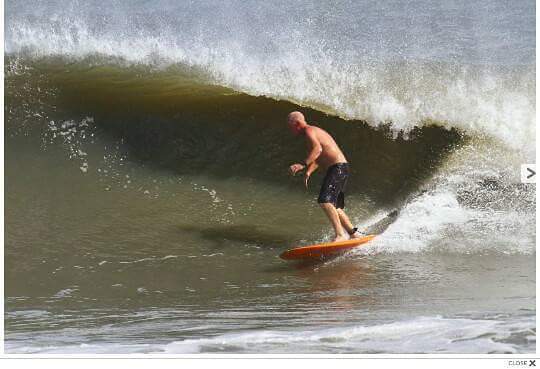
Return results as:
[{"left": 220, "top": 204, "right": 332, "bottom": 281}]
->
[{"left": 279, "top": 235, "right": 376, "bottom": 260}]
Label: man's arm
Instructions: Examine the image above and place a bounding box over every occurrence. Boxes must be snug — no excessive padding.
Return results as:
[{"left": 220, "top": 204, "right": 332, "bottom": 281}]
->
[
  {"left": 289, "top": 129, "right": 322, "bottom": 176},
  {"left": 302, "top": 129, "right": 322, "bottom": 188},
  {"left": 304, "top": 128, "right": 322, "bottom": 167},
  {"left": 305, "top": 161, "right": 319, "bottom": 176},
  {"left": 303, "top": 161, "right": 319, "bottom": 188}
]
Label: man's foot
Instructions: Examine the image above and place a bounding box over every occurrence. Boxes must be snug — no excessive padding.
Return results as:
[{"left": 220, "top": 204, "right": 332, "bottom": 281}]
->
[
  {"left": 333, "top": 234, "right": 349, "bottom": 242},
  {"left": 350, "top": 231, "right": 364, "bottom": 239},
  {"left": 349, "top": 227, "right": 367, "bottom": 239}
]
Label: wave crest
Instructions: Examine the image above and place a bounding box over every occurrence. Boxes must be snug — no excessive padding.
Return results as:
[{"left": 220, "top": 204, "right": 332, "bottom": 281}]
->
[{"left": 5, "top": 13, "right": 535, "bottom": 154}]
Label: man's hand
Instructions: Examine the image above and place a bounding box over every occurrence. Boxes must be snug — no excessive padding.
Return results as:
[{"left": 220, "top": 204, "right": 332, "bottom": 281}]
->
[{"left": 289, "top": 163, "right": 305, "bottom": 176}]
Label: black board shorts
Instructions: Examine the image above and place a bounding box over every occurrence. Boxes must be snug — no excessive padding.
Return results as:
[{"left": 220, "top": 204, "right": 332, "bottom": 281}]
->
[{"left": 317, "top": 163, "right": 350, "bottom": 209}]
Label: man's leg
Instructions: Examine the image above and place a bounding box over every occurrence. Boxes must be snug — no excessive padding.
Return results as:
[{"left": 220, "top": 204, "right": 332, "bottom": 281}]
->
[
  {"left": 337, "top": 208, "right": 364, "bottom": 239},
  {"left": 320, "top": 203, "right": 348, "bottom": 242},
  {"left": 336, "top": 208, "right": 355, "bottom": 234}
]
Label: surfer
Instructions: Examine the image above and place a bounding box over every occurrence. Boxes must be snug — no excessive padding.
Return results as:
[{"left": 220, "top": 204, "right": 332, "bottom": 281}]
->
[{"left": 287, "top": 111, "right": 363, "bottom": 242}]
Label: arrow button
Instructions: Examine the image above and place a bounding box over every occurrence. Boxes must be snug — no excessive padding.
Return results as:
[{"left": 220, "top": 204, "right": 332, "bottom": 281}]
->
[{"left": 521, "top": 164, "right": 536, "bottom": 183}]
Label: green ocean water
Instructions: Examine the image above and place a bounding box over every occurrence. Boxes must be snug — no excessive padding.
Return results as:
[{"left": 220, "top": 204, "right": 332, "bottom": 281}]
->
[{"left": 5, "top": 0, "right": 535, "bottom": 354}]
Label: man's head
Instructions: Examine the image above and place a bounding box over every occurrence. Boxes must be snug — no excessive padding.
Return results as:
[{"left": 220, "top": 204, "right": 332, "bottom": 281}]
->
[{"left": 287, "top": 111, "right": 307, "bottom": 135}]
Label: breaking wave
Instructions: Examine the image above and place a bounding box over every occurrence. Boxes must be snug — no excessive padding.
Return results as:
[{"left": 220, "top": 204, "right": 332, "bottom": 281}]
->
[{"left": 5, "top": 0, "right": 535, "bottom": 255}]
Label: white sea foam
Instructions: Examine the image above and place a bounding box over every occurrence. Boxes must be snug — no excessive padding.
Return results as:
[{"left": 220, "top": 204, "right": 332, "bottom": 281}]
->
[
  {"left": 357, "top": 140, "right": 535, "bottom": 255},
  {"left": 361, "top": 192, "right": 533, "bottom": 255},
  {"left": 52, "top": 288, "right": 78, "bottom": 299},
  {"left": 4, "top": 315, "right": 534, "bottom": 354},
  {"left": 162, "top": 316, "right": 533, "bottom": 354}
]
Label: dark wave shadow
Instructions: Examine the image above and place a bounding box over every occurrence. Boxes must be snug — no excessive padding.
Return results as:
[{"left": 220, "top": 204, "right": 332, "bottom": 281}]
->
[{"left": 176, "top": 224, "right": 295, "bottom": 249}]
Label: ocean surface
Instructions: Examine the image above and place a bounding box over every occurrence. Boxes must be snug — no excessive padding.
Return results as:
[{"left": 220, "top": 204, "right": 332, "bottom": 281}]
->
[{"left": 4, "top": 0, "right": 536, "bottom": 354}]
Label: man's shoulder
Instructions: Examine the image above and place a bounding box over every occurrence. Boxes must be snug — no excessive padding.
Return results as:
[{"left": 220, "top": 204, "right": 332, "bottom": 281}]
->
[{"left": 305, "top": 125, "right": 321, "bottom": 135}]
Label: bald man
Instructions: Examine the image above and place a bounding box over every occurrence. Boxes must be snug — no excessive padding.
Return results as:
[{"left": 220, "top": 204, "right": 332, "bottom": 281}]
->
[{"left": 287, "top": 111, "right": 363, "bottom": 242}]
